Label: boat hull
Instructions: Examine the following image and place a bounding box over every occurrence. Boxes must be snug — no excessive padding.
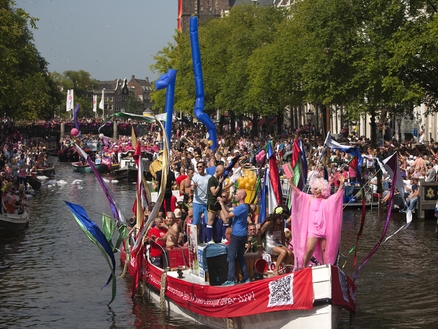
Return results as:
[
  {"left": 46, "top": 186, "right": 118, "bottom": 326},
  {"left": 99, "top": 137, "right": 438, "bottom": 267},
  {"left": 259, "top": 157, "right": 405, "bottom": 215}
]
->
[
  {"left": 0, "top": 212, "right": 29, "bottom": 232},
  {"left": 121, "top": 246, "right": 356, "bottom": 329},
  {"left": 112, "top": 167, "right": 138, "bottom": 182},
  {"left": 72, "top": 162, "right": 107, "bottom": 174},
  {"left": 26, "top": 175, "right": 42, "bottom": 189},
  {"left": 36, "top": 167, "right": 55, "bottom": 177},
  {"left": 146, "top": 282, "right": 342, "bottom": 329}
]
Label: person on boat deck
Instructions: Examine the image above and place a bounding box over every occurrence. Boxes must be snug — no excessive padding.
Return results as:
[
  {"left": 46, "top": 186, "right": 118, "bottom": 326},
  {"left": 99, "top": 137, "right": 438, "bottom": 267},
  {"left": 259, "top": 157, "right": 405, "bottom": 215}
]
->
[
  {"left": 245, "top": 223, "right": 258, "bottom": 253},
  {"left": 289, "top": 174, "right": 344, "bottom": 269},
  {"left": 180, "top": 168, "right": 195, "bottom": 204},
  {"left": 206, "top": 165, "right": 225, "bottom": 243},
  {"left": 166, "top": 210, "right": 182, "bottom": 249},
  {"left": 400, "top": 178, "right": 419, "bottom": 213},
  {"left": 191, "top": 161, "right": 211, "bottom": 243},
  {"left": 147, "top": 217, "right": 168, "bottom": 268},
  {"left": 2, "top": 183, "right": 19, "bottom": 214},
  {"left": 257, "top": 207, "right": 293, "bottom": 275},
  {"left": 224, "top": 226, "right": 232, "bottom": 245},
  {"left": 16, "top": 184, "right": 27, "bottom": 214},
  {"left": 154, "top": 166, "right": 176, "bottom": 214},
  {"left": 218, "top": 189, "right": 250, "bottom": 285}
]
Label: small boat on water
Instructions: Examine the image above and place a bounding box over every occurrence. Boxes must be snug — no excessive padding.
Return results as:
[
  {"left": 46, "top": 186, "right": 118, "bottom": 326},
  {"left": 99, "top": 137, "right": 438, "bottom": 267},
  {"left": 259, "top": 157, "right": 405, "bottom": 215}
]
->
[
  {"left": 26, "top": 175, "right": 42, "bottom": 190},
  {"left": 0, "top": 211, "right": 29, "bottom": 232},
  {"left": 120, "top": 244, "right": 356, "bottom": 329},
  {"left": 72, "top": 162, "right": 108, "bottom": 174},
  {"left": 112, "top": 157, "right": 137, "bottom": 181},
  {"left": 36, "top": 166, "right": 55, "bottom": 177}
]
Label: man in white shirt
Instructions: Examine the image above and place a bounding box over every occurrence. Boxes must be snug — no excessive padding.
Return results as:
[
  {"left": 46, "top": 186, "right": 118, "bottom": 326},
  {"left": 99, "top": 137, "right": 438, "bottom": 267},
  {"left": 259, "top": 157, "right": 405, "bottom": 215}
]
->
[{"left": 191, "top": 161, "right": 211, "bottom": 243}]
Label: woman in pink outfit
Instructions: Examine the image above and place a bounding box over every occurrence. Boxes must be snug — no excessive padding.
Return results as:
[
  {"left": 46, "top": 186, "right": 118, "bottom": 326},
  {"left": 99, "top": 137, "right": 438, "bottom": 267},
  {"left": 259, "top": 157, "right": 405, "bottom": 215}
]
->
[{"left": 290, "top": 174, "right": 345, "bottom": 269}]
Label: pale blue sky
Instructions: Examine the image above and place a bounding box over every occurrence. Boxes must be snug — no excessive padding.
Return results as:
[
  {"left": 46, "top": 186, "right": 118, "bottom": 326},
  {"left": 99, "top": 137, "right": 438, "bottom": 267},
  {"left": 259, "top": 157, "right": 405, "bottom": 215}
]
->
[{"left": 16, "top": 0, "right": 177, "bottom": 81}]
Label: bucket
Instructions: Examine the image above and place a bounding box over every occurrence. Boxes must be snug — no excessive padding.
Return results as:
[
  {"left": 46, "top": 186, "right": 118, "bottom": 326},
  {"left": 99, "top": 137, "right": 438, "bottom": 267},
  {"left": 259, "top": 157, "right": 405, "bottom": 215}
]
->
[{"left": 254, "top": 259, "right": 268, "bottom": 280}]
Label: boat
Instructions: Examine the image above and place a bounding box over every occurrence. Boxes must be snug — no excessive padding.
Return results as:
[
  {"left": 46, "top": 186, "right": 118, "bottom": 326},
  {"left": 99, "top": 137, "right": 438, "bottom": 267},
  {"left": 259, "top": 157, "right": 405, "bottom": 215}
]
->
[
  {"left": 72, "top": 162, "right": 108, "bottom": 174},
  {"left": 120, "top": 243, "right": 356, "bottom": 329},
  {"left": 36, "top": 166, "right": 55, "bottom": 177},
  {"left": 58, "top": 146, "right": 80, "bottom": 162},
  {"left": 0, "top": 211, "right": 29, "bottom": 232},
  {"left": 112, "top": 157, "right": 137, "bottom": 181},
  {"left": 26, "top": 175, "right": 42, "bottom": 190}
]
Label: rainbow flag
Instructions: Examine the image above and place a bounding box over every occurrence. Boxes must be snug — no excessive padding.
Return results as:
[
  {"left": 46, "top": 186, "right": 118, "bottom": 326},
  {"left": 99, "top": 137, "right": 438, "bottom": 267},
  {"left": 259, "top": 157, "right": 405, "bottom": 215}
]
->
[{"left": 291, "top": 138, "right": 307, "bottom": 191}]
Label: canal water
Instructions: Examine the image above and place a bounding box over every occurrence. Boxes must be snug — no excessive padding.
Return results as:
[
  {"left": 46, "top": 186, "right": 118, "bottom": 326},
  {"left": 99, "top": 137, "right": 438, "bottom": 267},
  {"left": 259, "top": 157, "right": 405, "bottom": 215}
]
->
[{"left": 1, "top": 158, "right": 437, "bottom": 328}]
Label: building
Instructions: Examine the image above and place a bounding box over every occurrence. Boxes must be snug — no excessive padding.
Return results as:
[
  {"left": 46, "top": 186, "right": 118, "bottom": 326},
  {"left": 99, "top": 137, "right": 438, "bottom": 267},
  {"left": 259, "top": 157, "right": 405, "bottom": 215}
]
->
[
  {"left": 92, "top": 78, "right": 131, "bottom": 117},
  {"left": 127, "top": 75, "right": 153, "bottom": 114},
  {"left": 179, "top": 1, "right": 293, "bottom": 31},
  {"left": 90, "top": 76, "right": 154, "bottom": 118},
  {"left": 180, "top": 0, "right": 229, "bottom": 33}
]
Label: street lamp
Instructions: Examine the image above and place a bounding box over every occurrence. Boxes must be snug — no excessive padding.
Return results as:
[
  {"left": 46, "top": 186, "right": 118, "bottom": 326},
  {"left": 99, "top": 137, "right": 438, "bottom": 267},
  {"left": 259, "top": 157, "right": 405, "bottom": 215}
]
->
[
  {"left": 305, "top": 110, "right": 314, "bottom": 138},
  {"left": 396, "top": 117, "right": 402, "bottom": 142}
]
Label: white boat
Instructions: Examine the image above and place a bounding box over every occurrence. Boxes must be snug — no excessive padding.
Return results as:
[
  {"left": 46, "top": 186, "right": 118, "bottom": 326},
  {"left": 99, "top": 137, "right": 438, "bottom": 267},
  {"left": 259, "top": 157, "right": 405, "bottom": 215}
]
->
[
  {"left": 121, "top": 246, "right": 356, "bottom": 329},
  {"left": 113, "top": 157, "right": 138, "bottom": 181},
  {"left": 0, "top": 211, "right": 29, "bottom": 232}
]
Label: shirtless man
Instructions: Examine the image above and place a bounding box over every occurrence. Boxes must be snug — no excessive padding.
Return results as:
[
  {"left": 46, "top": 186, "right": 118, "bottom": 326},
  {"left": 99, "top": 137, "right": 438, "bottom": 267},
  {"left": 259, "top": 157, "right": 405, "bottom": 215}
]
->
[{"left": 180, "top": 168, "right": 195, "bottom": 203}]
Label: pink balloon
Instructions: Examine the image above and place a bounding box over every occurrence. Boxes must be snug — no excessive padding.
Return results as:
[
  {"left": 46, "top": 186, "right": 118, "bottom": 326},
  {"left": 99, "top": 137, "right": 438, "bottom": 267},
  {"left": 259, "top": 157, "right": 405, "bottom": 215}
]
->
[{"left": 71, "top": 128, "right": 79, "bottom": 136}]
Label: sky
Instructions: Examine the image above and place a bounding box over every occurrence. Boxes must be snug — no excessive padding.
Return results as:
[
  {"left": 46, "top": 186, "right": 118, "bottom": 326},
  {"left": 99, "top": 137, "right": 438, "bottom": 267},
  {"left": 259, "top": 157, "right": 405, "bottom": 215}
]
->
[{"left": 16, "top": 0, "right": 177, "bottom": 82}]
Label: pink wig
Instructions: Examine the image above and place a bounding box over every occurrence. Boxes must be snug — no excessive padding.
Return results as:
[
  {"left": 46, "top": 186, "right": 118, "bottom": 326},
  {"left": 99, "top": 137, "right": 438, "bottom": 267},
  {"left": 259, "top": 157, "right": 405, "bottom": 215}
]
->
[{"left": 310, "top": 178, "right": 331, "bottom": 198}]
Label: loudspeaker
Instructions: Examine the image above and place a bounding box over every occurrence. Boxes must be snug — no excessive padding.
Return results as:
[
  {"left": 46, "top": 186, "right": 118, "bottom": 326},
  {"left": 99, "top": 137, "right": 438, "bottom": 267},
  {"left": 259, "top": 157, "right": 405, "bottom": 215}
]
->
[{"left": 207, "top": 254, "right": 228, "bottom": 285}]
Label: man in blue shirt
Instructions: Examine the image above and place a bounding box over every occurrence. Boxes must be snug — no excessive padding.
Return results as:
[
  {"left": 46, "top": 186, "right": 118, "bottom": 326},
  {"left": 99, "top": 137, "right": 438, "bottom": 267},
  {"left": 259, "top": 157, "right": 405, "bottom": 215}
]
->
[{"left": 218, "top": 189, "right": 250, "bottom": 285}]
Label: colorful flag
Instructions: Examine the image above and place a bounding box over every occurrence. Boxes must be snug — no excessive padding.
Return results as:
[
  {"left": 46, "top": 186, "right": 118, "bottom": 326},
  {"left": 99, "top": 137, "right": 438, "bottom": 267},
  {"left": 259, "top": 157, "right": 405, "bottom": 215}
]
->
[
  {"left": 353, "top": 152, "right": 401, "bottom": 281},
  {"left": 99, "top": 89, "right": 105, "bottom": 110},
  {"left": 66, "top": 89, "right": 74, "bottom": 112},
  {"left": 267, "top": 140, "right": 282, "bottom": 205},
  {"left": 324, "top": 131, "right": 362, "bottom": 182},
  {"left": 291, "top": 138, "right": 306, "bottom": 190},
  {"left": 259, "top": 169, "right": 268, "bottom": 224},
  {"left": 92, "top": 95, "right": 97, "bottom": 112},
  {"left": 75, "top": 145, "right": 127, "bottom": 225},
  {"left": 128, "top": 242, "right": 145, "bottom": 297},
  {"left": 266, "top": 169, "right": 279, "bottom": 215},
  {"left": 64, "top": 201, "right": 117, "bottom": 304}
]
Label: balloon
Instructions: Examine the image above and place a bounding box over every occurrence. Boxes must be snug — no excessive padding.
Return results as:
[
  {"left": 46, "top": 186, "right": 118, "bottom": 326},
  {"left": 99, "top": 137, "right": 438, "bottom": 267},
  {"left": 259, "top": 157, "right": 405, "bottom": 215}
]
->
[
  {"left": 190, "top": 17, "right": 218, "bottom": 151},
  {"left": 71, "top": 128, "right": 79, "bottom": 137}
]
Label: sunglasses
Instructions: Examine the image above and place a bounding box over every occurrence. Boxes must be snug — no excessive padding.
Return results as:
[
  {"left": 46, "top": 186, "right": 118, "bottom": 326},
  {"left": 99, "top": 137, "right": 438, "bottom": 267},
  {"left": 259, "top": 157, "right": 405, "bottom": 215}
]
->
[{"left": 197, "top": 166, "right": 204, "bottom": 169}]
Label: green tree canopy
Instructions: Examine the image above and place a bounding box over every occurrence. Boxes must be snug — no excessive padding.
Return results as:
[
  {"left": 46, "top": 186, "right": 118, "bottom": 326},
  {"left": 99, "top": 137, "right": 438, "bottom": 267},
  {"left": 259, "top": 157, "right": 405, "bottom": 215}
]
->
[{"left": 0, "top": 0, "right": 62, "bottom": 120}]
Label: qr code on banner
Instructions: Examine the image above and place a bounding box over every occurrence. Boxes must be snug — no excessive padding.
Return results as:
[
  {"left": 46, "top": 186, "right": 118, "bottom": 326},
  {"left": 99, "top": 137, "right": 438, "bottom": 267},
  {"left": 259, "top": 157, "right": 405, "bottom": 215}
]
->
[{"left": 268, "top": 274, "right": 293, "bottom": 307}]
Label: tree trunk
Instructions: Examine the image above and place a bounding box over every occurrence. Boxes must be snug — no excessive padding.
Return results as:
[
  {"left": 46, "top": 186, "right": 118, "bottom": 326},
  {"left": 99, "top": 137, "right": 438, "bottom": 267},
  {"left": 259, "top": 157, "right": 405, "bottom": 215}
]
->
[
  {"left": 370, "top": 109, "right": 377, "bottom": 147},
  {"left": 277, "top": 112, "right": 284, "bottom": 136},
  {"left": 251, "top": 113, "right": 259, "bottom": 137},
  {"left": 219, "top": 114, "right": 225, "bottom": 135},
  {"left": 230, "top": 110, "right": 236, "bottom": 135}
]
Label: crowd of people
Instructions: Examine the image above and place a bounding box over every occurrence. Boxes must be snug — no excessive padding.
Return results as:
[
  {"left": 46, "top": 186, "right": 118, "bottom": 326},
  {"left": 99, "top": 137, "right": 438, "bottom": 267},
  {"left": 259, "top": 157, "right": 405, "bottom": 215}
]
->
[
  {"left": 0, "top": 121, "right": 56, "bottom": 215},
  {"left": 2, "top": 117, "right": 437, "bottom": 283}
]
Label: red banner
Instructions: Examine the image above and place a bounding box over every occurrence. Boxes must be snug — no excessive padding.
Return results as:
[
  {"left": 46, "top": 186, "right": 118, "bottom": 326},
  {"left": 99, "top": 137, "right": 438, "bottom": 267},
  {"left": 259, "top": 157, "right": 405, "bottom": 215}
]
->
[
  {"left": 146, "top": 263, "right": 314, "bottom": 318},
  {"left": 331, "top": 266, "right": 356, "bottom": 312}
]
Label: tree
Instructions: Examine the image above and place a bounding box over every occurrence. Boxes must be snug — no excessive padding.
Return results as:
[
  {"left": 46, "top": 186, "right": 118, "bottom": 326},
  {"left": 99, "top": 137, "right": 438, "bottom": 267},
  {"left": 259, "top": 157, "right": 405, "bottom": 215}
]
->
[
  {"left": 51, "top": 70, "right": 99, "bottom": 118},
  {"left": 0, "top": 0, "right": 62, "bottom": 119}
]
